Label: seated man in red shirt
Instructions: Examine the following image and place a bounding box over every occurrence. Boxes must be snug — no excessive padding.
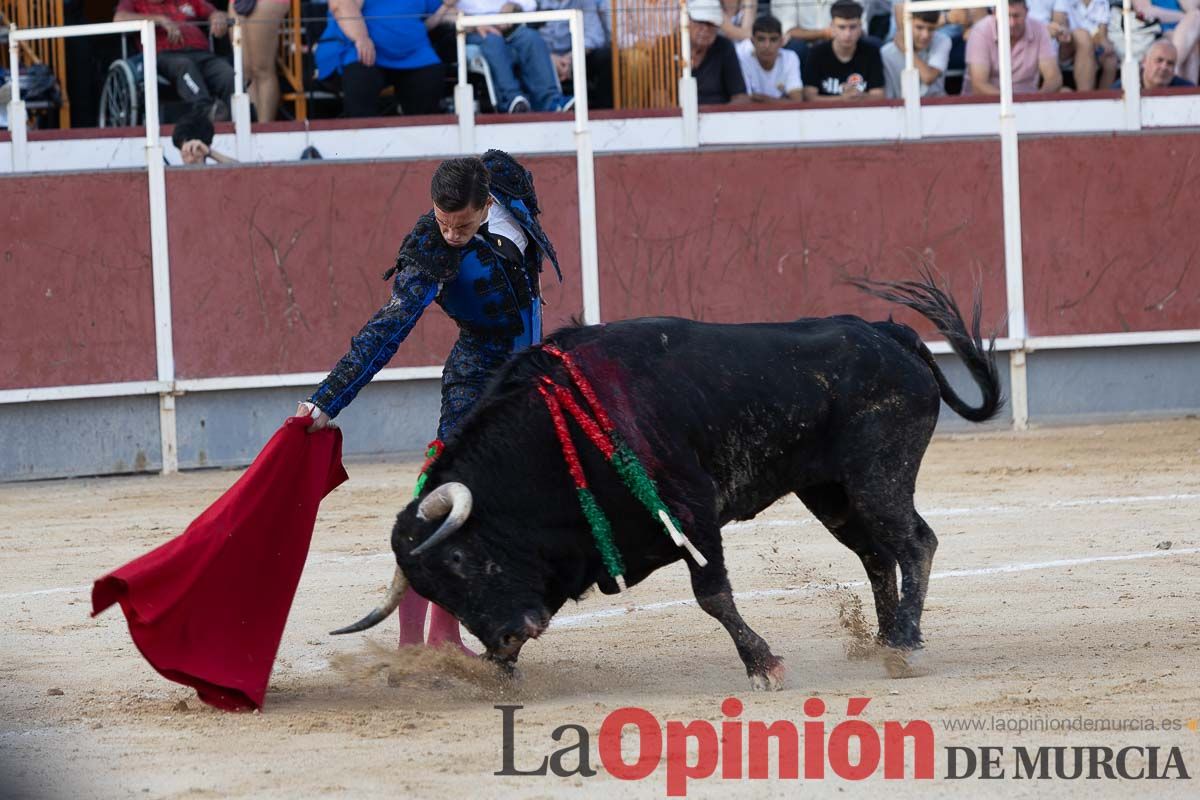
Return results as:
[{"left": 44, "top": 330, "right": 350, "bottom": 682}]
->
[{"left": 114, "top": 0, "right": 235, "bottom": 121}]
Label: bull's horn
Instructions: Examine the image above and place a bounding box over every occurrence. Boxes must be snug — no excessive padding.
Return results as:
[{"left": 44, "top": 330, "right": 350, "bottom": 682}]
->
[
  {"left": 329, "top": 567, "right": 408, "bottom": 635},
  {"left": 410, "top": 482, "right": 473, "bottom": 556}
]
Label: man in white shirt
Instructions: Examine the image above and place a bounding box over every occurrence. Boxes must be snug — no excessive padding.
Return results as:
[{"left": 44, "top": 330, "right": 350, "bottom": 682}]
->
[
  {"left": 880, "top": 9, "right": 951, "bottom": 98},
  {"left": 771, "top": 0, "right": 833, "bottom": 60},
  {"left": 1026, "top": 0, "right": 1072, "bottom": 52},
  {"left": 737, "top": 14, "right": 805, "bottom": 100}
]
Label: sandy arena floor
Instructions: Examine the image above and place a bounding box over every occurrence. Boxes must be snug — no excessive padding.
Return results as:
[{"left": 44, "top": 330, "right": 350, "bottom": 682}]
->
[{"left": 1, "top": 418, "right": 1198, "bottom": 799}]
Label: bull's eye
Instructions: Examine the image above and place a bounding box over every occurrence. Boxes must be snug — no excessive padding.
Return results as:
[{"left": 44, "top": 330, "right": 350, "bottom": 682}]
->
[{"left": 447, "top": 548, "right": 466, "bottom": 575}]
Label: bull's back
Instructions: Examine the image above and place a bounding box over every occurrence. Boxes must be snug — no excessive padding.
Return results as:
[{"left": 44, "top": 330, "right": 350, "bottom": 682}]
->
[{"left": 538, "top": 316, "right": 939, "bottom": 516}]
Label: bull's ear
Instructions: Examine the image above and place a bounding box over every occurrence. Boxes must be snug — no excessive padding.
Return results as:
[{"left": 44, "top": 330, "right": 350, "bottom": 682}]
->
[{"left": 391, "top": 509, "right": 433, "bottom": 558}]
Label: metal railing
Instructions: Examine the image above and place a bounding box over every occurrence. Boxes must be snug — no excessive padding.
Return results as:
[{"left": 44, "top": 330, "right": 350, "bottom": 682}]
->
[{"left": 453, "top": 9, "right": 601, "bottom": 326}]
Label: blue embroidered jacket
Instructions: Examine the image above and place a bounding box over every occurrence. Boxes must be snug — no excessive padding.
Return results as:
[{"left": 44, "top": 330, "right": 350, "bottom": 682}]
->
[{"left": 309, "top": 150, "right": 561, "bottom": 438}]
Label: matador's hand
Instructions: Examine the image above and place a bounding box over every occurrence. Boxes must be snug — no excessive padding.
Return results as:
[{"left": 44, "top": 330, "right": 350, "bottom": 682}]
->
[{"left": 296, "top": 401, "right": 332, "bottom": 433}]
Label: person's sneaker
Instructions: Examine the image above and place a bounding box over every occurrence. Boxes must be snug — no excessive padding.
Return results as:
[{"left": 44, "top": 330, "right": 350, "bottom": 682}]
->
[
  {"left": 558, "top": 96, "right": 575, "bottom": 112},
  {"left": 507, "top": 95, "right": 531, "bottom": 113}
]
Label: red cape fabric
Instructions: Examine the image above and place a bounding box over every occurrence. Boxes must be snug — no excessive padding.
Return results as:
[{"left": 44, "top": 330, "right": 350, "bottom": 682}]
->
[{"left": 92, "top": 417, "right": 348, "bottom": 712}]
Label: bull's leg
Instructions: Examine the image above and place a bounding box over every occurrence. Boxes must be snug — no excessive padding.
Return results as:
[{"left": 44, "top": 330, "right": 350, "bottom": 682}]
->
[
  {"left": 888, "top": 512, "right": 938, "bottom": 650},
  {"left": 843, "top": 499, "right": 936, "bottom": 651},
  {"left": 686, "top": 549, "right": 785, "bottom": 691},
  {"left": 797, "top": 485, "right": 901, "bottom": 644}
]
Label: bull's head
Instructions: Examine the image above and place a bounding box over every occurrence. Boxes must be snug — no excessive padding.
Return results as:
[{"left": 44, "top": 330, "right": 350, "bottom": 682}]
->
[{"left": 331, "top": 482, "right": 557, "bottom": 666}]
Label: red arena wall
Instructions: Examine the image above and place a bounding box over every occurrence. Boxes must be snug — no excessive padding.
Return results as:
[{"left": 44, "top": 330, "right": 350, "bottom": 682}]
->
[
  {"left": 165, "top": 155, "right": 582, "bottom": 380},
  {"left": 1019, "top": 132, "right": 1200, "bottom": 337},
  {"left": 3, "top": 134, "right": 1198, "bottom": 390},
  {"left": 593, "top": 143, "right": 1008, "bottom": 338},
  {"left": 0, "top": 171, "right": 156, "bottom": 390}
]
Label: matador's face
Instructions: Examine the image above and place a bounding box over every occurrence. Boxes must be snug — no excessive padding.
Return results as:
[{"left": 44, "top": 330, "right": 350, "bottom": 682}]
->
[{"left": 434, "top": 198, "right": 492, "bottom": 248}]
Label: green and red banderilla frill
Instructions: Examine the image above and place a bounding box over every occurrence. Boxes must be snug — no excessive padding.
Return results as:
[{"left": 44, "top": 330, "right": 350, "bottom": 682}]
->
[
  {"left": 408, "top": 346, "right": 704, "bottom": 591},
  {"left": 412, "top": 439, "right": 444, "bottom": 499},
  {"left": 537, "top": 345, "right": 707, "bottom": 590}
]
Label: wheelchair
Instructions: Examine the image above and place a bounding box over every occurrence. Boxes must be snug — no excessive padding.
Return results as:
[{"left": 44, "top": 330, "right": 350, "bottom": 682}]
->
[
  {"left": 98, "top": 52, "right": 147, "bottom": 128},
  {"left": 99, "top": 52, "right": 207, "bottom": 127}
]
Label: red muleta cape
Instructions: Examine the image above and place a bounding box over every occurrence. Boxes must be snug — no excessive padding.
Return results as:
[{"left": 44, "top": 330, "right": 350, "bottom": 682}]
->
[{"left": 92, "top": 417, "right": 348, "bottom": 712}]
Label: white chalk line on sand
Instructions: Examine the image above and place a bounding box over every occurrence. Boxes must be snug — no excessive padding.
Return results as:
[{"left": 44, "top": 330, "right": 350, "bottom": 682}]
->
[
  {"left": 1, "top": 491, "right": 1197, "bottom": 603},
  {"left": 723, "top": 492, "right": 1200, "bottom": 531},
  {"left": 552, "top": 546, "right": 1200, "bottom": 629}
]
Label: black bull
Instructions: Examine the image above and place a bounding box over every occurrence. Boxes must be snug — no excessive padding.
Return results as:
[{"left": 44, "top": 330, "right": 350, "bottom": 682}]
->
[{"left": 334, "top": 274, "right": 1003, "bottom": 690}]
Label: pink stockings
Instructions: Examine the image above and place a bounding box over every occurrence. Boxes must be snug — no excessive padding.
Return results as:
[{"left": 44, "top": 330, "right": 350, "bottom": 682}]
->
[{"left": 398, "top": 590, "right": 476, "bottom": 656}]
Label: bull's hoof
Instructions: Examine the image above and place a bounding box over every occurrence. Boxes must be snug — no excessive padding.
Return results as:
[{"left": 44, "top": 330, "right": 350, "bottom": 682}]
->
[
  {"left": 749, "top": 656, "right": 786, "bottom": 691},
  {"left": 882, "top": 646, "right": 931, "bottom": 679},
  {"left": 486, "top": 654, "right": 523, "bottom": 683}
]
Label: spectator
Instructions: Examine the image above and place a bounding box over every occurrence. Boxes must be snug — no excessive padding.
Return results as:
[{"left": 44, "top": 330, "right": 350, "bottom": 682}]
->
[
  {"left": 802, "top": 0, "right": 886, "bottom": 100},
  {"left": 1066, "top": 0, "right": 1117, "bottom": 89},
  {"left": 171, "top": 110, "right": 237, "bottom": 164},
  {"left": 689, "top": 0, "right": 751, "bottom": 103},
  {"left": 736, "top": 15, "right": 804, "bottom": 101},
  {"left": 537, "top": 0, "right": 614, "bottom": 109},
  {"left": 1025, "top": 0, "right": 1071, "bottom": 45},
  {"left": 234, "top": 1, "right": 291, "bottom": 123},
  {"left": 461, "top": 0, "right": 573, "bottom": 112},
  {"left": 867, "top": 0, "right": 893, "bottom": 41},
  {"left": 1108, "top": 4, "right": 1163, "bottom": 63},
  {"left": 1134, "top": 0, "right": 1200, "bottom": 84},
  {"left": 938, "top": 8, "right": 987, "bottom": 93},
  {"left": 964, "top": 2, "right": 1063, "bottom": 94},
  {"left": 719, "top": 0, "right": 758, "bottom": 42},
  {"left": 114, "top": 0, "right": 235, "bottom": 121},
  {"left": 772, "top": 0, "right": 832, "bottom": 62},
  {"left": 1114, "top": 38, "right": 1196, "bottom": 87},
  {"left": 316, "top": 0, "right": 457, "bottom": 118},
  {"left": 881, "top": 9, "right": 951, "bottom": 98}
]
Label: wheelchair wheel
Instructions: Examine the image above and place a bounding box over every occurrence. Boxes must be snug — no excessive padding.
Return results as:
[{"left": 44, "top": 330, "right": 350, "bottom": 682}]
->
[{"left": 99, "top": 58, "right": 140, "bottom": 128}]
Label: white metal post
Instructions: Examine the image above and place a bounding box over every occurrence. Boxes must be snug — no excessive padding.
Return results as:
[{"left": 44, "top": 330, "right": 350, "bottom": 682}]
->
[
  {"left": 569, "top": 10, "right": 601, "bottom": 324},
  {"left": 1120, "top": 0, "right": 1141, "bottom": 130},
  {"left": 231, "top": 20, "right": 254, "bottom": 160},
  {"left": 454, "top": 25, "right": 475, "bottom": 152},
  {"left": 141, "top": 21, "right": 160, "bottom": 144},
  {"left": 7, "top": 27, "right": 29, "bottom": 172},
  {"left": 140, "top": 20, "right": 179, "bottom": 472},
  {"left": 900, "top": 0, "right": 1030, "bottom": 428},
  {"left": 678, "top": 2, "right": 699, "bottom": 147},
  {"left": 994, "top": 0, "right": 1029, "bottom": 428},
  {"left": 900, "top": 7, "right": 921, "bottom": 138}
]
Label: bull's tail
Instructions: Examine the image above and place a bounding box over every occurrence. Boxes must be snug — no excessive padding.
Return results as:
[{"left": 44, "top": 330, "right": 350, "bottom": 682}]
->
[{"left": 848, "top": 269, "right": 1004, "bottom": 423}]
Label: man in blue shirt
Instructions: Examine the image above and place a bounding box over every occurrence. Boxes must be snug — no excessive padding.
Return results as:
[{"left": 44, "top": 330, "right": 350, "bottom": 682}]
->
[
  {"left": 537, "top": 0, "right": 613, "bottom": 107},
  {"left": 297, "top": 151, "right": 560, "bottom": 653},
  {"left": 316, "top": 0, "right": 459, "bottom": 116}
]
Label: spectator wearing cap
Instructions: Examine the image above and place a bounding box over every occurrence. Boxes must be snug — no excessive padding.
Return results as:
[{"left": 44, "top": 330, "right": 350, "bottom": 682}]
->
[
  {"left": 802, "top": 0, "right": 886, "bottom": 100},
  {"left": 736, "top": 15, "right": 805, "bottom": 101},
  {"left": 689, "top": 0, "right": 750, "bottom": 103},
  {"left": 964, "top": 0, "right": 1063, "bottom": 94}
]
